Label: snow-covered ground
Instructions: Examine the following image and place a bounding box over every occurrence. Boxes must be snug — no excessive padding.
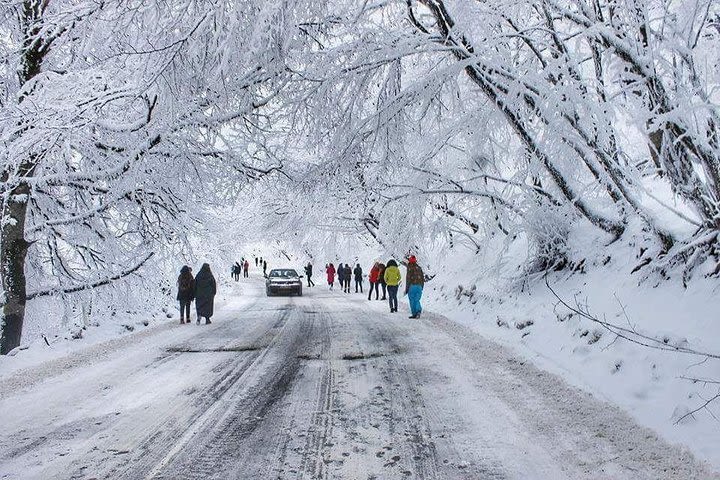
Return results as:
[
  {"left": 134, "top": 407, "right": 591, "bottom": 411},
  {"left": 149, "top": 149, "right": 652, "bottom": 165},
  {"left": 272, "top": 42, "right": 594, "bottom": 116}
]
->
[
  {"left": 1, "top": 274, "right": 717, "bottom": 479},
  {"left": 425, "top": 246, "right": 720, "bottom": 471}
]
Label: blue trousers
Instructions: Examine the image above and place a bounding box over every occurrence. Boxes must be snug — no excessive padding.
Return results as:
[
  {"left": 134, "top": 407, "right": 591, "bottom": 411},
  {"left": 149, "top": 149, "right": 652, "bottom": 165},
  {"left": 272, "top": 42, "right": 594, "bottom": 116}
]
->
[
  {"left": 387, "top": 285, "right": 399, "bottom": 311},
  {"left": 408, "top": 284, "right": 423, "bottom": 316}
]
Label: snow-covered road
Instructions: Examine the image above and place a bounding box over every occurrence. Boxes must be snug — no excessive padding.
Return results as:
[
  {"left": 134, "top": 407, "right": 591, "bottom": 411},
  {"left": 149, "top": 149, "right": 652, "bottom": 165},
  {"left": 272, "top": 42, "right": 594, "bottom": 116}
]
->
[{"left": 0, "top": 278, "right": 717, "bottom": 480}]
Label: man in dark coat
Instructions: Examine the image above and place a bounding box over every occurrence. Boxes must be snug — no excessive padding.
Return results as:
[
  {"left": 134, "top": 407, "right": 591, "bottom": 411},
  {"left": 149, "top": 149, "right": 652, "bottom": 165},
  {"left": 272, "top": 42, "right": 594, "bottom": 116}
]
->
[
  {"left": 194, "top": 263, "right": 217, "bottom": 324},
  {"left": 344, "top": 264, "right": 352, "bottom": 293},
  {"left": 304, "top": 263, "right": 315, "bottom": 287},
  {"left": 353, "top": 263, "right": 363, "bottom": 293},
  {"left": 337, "top": 263, "right": 345, "bottom": 292}
]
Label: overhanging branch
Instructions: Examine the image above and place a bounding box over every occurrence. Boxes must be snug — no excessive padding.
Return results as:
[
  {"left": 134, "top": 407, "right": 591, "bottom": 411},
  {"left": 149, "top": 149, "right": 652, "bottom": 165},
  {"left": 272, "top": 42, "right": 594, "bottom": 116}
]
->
[{"left": 22, "top": 252, "right": 155, "bottom": 303}]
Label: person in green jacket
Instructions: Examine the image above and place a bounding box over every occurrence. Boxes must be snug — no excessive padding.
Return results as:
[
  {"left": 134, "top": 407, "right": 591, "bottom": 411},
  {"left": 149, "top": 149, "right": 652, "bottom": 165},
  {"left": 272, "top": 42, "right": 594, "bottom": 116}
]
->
[{"left": 383, "top": 259, "right": 402, "bottom": 313}]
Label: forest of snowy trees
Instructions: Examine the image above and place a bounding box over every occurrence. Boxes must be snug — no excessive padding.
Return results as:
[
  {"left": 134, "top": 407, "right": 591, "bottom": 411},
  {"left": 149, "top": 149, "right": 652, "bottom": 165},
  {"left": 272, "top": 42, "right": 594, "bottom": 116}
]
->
[{"left": 1, "top": 0, "right": 719, "bottom": 353}]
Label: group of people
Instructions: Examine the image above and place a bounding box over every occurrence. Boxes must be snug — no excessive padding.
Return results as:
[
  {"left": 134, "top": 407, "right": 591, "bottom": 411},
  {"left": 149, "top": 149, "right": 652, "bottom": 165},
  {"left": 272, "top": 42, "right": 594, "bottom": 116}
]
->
[
  {"left": 232, "top": 256, "right": 268, "bottom": 280},
  {"left": 324, "top": 256, "right": 425, "bottom": 318},
  {"left": 177, "top": 255, "right": 425, "bottom": 323},
  {"left": 176, "top": 263, "right": 217, "bottom": 325},
  {"left": 231, "top": 258, "right": 250, "bottom": 280},
  {"left": 323, "top": 263, "right": 364, "bottom": 293}
]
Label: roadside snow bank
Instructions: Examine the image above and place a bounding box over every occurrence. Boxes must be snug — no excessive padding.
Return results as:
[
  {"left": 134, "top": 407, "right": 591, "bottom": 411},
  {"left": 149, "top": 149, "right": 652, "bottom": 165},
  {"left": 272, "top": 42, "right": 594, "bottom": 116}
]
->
[
  {"left": 0, "top": 278, "right": 253, "bottom": 379},
  {"left": 423, "top": 246, "right": 720, "bottom": 470}
]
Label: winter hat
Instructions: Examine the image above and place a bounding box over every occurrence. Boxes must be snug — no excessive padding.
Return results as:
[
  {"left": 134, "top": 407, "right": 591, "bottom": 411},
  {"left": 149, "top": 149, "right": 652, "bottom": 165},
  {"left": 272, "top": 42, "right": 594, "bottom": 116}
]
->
[{"left": 408, "top": 255, "right": 417, "bottom": 264}]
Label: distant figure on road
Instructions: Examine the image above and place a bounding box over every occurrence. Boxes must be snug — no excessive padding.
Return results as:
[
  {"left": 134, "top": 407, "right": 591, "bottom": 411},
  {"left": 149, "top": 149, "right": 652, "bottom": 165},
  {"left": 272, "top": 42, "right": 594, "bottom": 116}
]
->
[
  {"left": 243, "top": 259, "right": 249, "bottom": 278},
  {"left": 353, "top": 263, "right": 363, "bottom": 293},
  {"left": 233, "top": 262, "right": 241, "bottom": 281},
  {"left": 194, "top": 263, "right": 217, "bottom": 325},
  {"left": 405, "top": 256, "right": 424, "bottom": 319},
  {"left": 343, "top": 264, "right": 352, "bottom": 293},
  {"left": 177, "top": 265, "right": 195, "bottom": 324},
  {"left": 384, "top": 259, "right": 401, "bottom": 313},
  {"left": 377, "top": 262, "right": 387, "bottom": 300},
  {"left": 255, "top": 257, "right": 258, "bottom": 267},
  {"left": 305, "top": 263, "right": 315, "bottom": 287},
  {"left": 326, "top": 263, "right": 336, "bottom": 290},
  {"left": 368, "top": 262, "right": 380, "bottom": 300},
  {"left": 263, "top": 260, "right": 268, "bottom": 276}
]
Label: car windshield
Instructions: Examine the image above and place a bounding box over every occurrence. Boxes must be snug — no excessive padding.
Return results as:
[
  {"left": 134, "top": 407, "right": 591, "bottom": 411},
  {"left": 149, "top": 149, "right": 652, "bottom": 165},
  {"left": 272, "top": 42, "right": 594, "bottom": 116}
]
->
[{"left": 269, "top": 269, "right": 299, "bottom": 278}]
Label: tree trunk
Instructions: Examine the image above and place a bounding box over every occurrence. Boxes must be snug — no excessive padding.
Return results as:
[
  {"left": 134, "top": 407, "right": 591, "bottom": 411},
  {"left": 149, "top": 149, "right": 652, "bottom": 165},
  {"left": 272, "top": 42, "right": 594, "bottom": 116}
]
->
[
  {"left": 0, "top": 182, "right": 30, "bottom": 354},
  {"left": 0, "top": 1, "right": 50, "bottom": 353}
]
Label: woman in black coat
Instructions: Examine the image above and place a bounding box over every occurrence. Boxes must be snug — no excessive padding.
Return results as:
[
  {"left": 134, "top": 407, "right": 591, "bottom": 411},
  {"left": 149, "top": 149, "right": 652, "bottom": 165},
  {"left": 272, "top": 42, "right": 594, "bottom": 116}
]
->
[
  {"left": 177, "top": 265, "right": 195, "bottom": 324},
  {"left": 194, "top": 263, "right": 217, "bottom": 324}
]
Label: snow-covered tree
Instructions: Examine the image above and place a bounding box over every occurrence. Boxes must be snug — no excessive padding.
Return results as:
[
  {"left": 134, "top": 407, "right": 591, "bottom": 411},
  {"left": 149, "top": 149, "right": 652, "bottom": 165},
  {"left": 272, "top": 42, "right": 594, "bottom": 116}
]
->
[{"left": 0, "top": 0, "right": 308, "bottom": 353}]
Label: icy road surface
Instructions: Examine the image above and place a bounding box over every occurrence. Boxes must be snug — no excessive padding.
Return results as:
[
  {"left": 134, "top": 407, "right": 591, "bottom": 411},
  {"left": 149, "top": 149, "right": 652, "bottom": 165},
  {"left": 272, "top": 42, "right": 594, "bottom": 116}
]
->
[{"left": 1, "top": 279, "right": 717, "bottom": 480}]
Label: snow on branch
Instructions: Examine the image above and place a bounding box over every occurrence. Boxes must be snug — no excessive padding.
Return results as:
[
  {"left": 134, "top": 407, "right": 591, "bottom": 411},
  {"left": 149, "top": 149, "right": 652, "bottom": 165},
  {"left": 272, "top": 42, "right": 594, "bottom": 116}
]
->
[
  {"left": 23, "top": 252, "right": 155, "bottom": 303},
  {"left": 545, "top": 277, "right": 720, "bottom": 360}
]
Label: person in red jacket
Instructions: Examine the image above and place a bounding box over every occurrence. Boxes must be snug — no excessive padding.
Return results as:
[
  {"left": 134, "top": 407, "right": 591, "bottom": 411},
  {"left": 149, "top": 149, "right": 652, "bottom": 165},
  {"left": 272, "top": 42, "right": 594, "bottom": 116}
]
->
[
  {"left": 368, "top": 262, "right": 380, "bottom": 300},
  {"left": 243, "top": 259, "right": 249, "bottom": 278},
  {"left": 326, "top": 263, "right": 336, "bottom": 290}
]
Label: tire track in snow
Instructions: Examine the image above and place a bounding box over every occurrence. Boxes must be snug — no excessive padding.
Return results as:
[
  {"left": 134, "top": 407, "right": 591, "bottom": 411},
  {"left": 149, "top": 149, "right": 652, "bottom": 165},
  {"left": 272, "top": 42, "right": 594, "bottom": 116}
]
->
[
  {"left": 136, "top": 306, "right": 297, "bottom": 479},
  {"left": 146, "top": 302, "right": 329, "bottom": 479},
  {"left": 295, "top": 306, "right": 335, "bottom": 480}
]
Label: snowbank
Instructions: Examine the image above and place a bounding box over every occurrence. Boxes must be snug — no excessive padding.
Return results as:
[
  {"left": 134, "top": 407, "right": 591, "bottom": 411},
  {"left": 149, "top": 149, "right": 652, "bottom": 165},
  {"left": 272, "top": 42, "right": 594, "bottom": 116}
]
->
[{"left": 423, "top": 244, "right": 720, "bottom": 469}]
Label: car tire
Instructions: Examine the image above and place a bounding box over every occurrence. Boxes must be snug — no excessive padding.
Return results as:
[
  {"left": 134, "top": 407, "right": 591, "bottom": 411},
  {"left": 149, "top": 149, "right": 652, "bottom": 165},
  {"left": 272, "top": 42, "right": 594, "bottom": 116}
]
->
[
  {"left": 297, "top": 287, "right": 303, "bottom": 297},
  {"left": 266, "top": 288, "right": 272, "bottom": 297}
]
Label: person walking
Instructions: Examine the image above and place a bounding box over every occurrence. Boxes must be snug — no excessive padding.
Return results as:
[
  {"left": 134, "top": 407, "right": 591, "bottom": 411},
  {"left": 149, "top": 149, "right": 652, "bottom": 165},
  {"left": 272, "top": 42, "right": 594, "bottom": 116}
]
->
[
  {"left": 194, "top": 263, "right": 217, "bottom": 324},
  {"left": 177, "top": 265, "right": 195, "bottom": 324},
  {"left": 243, "top": 259, "right": 249, "bottom": 278},
  {"left": 326, "top": 263, "right": 336, "bottom": 290},
  {"left": 263, "top": 260, "right": 268, "bottom": 277},
  {"left": 305, "top": 263, "right": 315, "bottom": 287},
  {"left": 368, "top": 262, "right": 380, "bottom": 300},
  {"left": 234, "top": 262, "right": 242, "bottom": 281},
  {"left": 343, "top": 264, "right": 352, "bottom": 293},
  {"left": 255, "top": 257, "right": 258, "bottom": 267},
  {"left": 377, "top": 262, "right": 387, "bottom": 300},
  {"left": 337, "top": 263, "right": 346, "bottom": 292},
  {"left": 353, "top": 263, "right": 363, "bottom": 293},
  {"left": 405, "top": 256, "right": 425, "bottom": 318},
  {"left": 384, "top": 259, "right": 401, "bottom": 313}
]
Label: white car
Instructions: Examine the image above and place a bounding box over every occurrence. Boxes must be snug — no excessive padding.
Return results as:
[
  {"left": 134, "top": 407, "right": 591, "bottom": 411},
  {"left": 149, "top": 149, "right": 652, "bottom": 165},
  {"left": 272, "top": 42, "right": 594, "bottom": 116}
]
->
[{"left": 265, "top": 269, "right": 303, "bottom": 296}]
